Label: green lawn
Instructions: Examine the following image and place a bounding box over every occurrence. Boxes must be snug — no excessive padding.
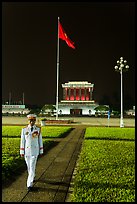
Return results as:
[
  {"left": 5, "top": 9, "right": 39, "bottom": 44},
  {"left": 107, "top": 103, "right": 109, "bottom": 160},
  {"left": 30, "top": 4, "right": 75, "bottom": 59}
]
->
[
  {"left": 2, "top": 126, "right": 72, "bottom": 137},
  {"left": 71, "top": 127, "right": 135, "bottom": 202},
  {"left": 2, "top": 126, "right": 72, "bottom": 182}
]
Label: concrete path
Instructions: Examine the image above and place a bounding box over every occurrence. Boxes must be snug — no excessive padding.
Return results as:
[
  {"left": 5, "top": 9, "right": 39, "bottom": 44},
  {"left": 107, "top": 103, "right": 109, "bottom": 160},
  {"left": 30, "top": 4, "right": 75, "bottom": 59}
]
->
[{"left": 2, "top": 127, "right": 85, "bottom": 202}]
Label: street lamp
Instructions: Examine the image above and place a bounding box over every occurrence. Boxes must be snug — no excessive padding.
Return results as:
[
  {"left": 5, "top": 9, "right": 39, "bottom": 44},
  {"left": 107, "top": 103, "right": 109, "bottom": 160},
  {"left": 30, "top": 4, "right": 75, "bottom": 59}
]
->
[{"left": 114, "top": 57, "right": 129, "bottom": 127}]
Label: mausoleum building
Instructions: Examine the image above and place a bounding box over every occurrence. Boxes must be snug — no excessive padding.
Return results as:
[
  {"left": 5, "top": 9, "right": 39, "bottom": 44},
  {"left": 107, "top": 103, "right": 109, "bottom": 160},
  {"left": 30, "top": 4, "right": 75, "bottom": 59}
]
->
[{"left": 57, "top": 81, "right": 98, "bottom": 116}]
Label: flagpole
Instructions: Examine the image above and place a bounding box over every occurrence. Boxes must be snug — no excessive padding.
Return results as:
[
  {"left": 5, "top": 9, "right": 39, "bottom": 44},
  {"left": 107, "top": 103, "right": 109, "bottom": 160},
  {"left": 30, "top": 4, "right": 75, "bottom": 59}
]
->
[
  {"left": 23, "top": 92, "right": 24, "bottom": 105},
  {"left": 9, "top": 92, "right": 11, "bottom": 105},
  {"left": 56, "top": 17, "right": 60, "bottom": 120}
]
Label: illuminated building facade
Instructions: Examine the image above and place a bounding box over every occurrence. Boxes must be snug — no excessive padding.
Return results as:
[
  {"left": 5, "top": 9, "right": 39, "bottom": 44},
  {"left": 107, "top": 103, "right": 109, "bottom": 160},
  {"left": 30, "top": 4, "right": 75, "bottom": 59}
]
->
[
  {"left": 58, "top": 81, "right": 98, "bottom": 116},
  {"left": 62, "top": 81, "right": 94, "bottom": 101}
]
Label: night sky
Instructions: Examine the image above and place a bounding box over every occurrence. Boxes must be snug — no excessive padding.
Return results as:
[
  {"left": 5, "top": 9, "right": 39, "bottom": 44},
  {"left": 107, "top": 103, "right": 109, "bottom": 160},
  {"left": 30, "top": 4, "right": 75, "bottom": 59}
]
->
[{"left": 2, "top": 2, "right": 135, "bottom": 109}]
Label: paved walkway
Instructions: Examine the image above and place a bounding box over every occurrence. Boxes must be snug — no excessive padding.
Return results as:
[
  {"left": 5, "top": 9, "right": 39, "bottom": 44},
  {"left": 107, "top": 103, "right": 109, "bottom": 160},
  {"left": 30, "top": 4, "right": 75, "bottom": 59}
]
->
[{"left": 2, "top": 127, "right": 85, "bottom": 202}]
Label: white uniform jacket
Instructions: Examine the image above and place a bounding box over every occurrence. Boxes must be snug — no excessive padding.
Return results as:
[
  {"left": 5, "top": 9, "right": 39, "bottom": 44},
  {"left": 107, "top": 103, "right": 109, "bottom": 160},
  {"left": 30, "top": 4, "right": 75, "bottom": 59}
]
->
[{"left": 20, "top": 124, "right": 43, "bottom": 156}]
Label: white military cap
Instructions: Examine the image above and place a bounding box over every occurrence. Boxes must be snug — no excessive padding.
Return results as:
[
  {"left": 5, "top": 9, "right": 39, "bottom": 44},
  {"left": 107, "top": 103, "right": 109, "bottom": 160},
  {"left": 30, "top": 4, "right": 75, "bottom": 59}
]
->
[{"left": 27, "top": 114, "right": 37, "bottom": 120}]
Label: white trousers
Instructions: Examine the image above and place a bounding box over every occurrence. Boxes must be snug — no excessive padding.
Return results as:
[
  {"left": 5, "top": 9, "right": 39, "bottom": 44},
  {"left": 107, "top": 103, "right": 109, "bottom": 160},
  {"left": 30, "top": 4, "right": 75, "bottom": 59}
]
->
[{"left": 25, "top": 155, "right": 38, "bottom": 187}]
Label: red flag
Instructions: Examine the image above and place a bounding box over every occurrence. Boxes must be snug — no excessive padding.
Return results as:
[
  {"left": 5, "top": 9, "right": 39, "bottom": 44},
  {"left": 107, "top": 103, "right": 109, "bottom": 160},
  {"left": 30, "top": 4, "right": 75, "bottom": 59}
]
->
[{"left": 59, "top": 21, "right": 75, "bottom": 49}]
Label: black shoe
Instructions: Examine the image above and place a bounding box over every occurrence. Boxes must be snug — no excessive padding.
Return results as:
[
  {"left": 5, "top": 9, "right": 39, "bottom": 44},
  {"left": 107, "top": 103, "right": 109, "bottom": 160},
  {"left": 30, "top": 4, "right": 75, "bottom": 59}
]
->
[{"left": 27, "top": 186, "right": 33, "bottom": 192}]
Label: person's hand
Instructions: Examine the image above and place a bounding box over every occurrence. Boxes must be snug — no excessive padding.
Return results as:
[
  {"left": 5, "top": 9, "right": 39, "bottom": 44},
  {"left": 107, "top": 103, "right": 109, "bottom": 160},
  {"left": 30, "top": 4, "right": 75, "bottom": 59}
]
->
[
  {"left": 39, "top": 154, "right": 43, "bottom": 157},
  {"left": 20, "top": 154, "right": 24, "bottom": 157}
]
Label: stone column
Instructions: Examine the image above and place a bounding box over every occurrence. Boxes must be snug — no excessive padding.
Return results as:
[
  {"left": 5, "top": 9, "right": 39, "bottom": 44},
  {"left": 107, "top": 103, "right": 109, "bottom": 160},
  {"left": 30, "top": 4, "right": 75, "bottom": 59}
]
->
[
  {"left": 90, "top": 88, "right": 92, "bottom": 100},
  {"left": 84, "top": 88, "right": 86, "bottom": 100},
  {"left": 63, "top": 88, "right": 66, "bottom": 100},
  {"left": 74, "top": 88, "right": 76, "bottom": 100},
  {"left": 79, "top": 88, "right": 81, "bottom": 100},
  {"left": 68, "top": 88, "right": 71, "bottom": 100}
]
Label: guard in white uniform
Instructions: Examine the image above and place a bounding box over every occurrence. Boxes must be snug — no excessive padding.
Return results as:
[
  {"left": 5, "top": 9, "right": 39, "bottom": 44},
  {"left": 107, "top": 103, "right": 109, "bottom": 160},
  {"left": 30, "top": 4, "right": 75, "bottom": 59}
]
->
[{"left": 20, "top": 114, "right": 43, "bottom": 191}]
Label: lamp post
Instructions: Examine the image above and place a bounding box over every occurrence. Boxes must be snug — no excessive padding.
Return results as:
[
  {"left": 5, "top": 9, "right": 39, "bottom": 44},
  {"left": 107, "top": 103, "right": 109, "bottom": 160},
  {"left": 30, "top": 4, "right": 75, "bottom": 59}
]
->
[{"left": 114, "top": 57, "right": 129, "bottom": 127}]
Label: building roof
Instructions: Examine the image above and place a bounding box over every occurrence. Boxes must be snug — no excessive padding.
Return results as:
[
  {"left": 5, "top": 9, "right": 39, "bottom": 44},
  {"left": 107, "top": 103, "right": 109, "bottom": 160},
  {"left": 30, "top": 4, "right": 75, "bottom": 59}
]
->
[{"left": 62, "top": 81, "right": 94, "bottom": 88}]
